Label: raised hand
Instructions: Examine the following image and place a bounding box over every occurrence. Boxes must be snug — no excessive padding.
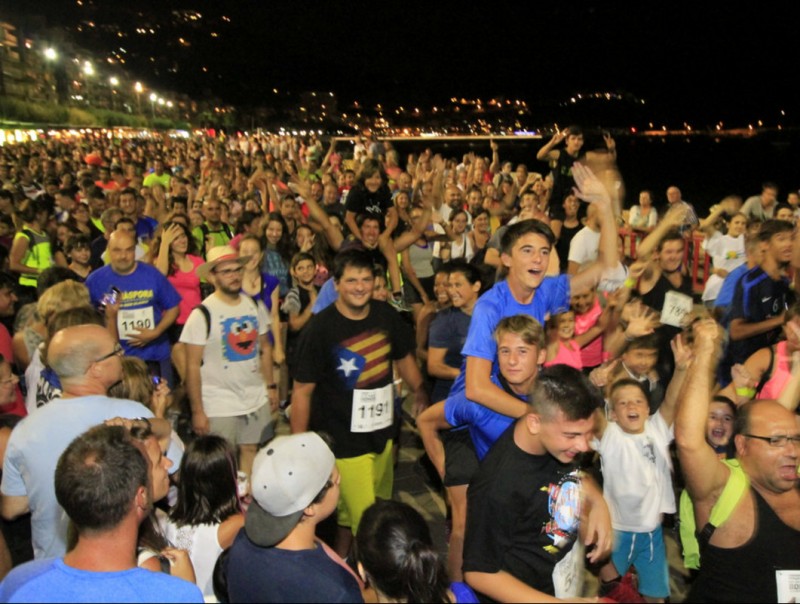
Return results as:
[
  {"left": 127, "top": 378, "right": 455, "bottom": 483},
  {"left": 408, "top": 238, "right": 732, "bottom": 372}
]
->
[
  {"left": 603, "top": 132, "right": 616, "bottom": 153},
  {"left": 731, "top": 363, "right": 755, "bottom": 390},
  {"left": 670, "top": 334, "right": 693, "bottom": 370},
  {"left": 571, "top": 162, "right": 611, "bottom": 207},
  {"left": 692, "top": 319, "right": 724, "bottom": 353},
  {"left": 621, "top": 301, "right": 659, "bottom": 338},
  {"left": 589, "top": 358, "right": 620, "bottom": 389}
]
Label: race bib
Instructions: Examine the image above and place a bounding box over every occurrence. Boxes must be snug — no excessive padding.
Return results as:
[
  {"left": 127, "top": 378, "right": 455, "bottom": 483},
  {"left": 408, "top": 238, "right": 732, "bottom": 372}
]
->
[
  {"left": 350, "top": 383, "right": 393, "bottom": 433},
  {"left": 660, "top": 290, "right": 693, "bottom": 328},
  {"left": 776, "top": 570, "right": 800, "bottom": 603},
  {"left": 553, "top": 541, "right": 584, "bottom": 600},
  {"left": 117, "top": 306, "right": 155, "bottom": 340}
]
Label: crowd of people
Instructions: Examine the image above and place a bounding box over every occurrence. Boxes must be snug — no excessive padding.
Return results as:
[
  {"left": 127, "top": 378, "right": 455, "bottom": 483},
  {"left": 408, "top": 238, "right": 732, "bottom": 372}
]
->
[{"left": 0, "top": 126, "right": 797, "bottom": 602}]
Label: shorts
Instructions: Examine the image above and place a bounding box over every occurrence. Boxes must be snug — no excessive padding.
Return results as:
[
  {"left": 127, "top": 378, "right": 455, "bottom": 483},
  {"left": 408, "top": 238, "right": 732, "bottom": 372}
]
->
[
  {"left": 166, "top": 322, "right": 185, "bottom": 345},
  {"left": 402, "top": 275, "right": 435, "bottom": 304},
  {"left": 335, "top": 439, "right": 393, "bottom": 533},
  {"left": 442, "top": 428, "right": 480, "bottom": 487},
  {"left": 208, "top": 404, "right": 273, "bottom": 447},
  {"left": 611, "top": 526, "right": 669, "bottom": 598}
]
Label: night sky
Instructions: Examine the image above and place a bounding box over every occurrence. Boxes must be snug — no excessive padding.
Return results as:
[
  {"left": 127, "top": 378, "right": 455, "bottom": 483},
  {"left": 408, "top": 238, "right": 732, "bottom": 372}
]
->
[{"left": 20, "top": 1, "right": 800, "bottom": 124}]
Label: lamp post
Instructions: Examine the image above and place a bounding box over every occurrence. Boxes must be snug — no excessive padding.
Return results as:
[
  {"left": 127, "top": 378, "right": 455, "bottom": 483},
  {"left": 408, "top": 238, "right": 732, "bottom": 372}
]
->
[
  {"left": 44, "top": 47, "right": 58, "bottom": 103},
  {"left": 82, "top": 61, "right": 94, "bottom": 106},
  {"left": 134, "top": 82, "right": 143, "bottom": 114},
  {"left": 109, "top": 76, "right": 119, "bottom": 111},
  {"left": 149, "top": 92, "right": 157, "bottom": 119}
]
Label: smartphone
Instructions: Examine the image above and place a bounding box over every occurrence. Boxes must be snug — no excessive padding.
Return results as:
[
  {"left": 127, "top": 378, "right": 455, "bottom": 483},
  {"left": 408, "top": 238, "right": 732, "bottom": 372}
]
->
[{"left": 101, "top": 286, "right": 121, "bottom": 307}]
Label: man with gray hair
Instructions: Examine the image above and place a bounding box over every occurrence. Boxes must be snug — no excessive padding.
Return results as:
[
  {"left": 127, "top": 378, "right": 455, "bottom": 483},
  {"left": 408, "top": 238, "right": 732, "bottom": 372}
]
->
[{"left": 0, "top": 323, "right": 180, "bottom": 559}]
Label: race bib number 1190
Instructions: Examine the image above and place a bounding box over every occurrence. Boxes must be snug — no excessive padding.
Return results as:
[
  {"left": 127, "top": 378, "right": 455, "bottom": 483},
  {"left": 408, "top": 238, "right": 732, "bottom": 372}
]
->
[{"left": 118, "top": 306, "right": 155, "bottom": 340}]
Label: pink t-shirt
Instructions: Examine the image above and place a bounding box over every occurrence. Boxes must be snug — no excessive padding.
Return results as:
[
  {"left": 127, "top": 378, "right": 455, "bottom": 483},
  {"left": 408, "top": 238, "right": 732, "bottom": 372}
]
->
[
  {"left": 0, "top": 323, "right": 25, "bottom": 416},
  {"left": 758, "top": 341, "right": 791, "bottom": 401},
  {"left": 169, "top": 255, "right": 204, "bottom": 325},
  {"left": 575, "top": 296, "right": 604, "bottom": 368},
  {"left": 544, "top": 340, "right": 583, "bottom": 370}
]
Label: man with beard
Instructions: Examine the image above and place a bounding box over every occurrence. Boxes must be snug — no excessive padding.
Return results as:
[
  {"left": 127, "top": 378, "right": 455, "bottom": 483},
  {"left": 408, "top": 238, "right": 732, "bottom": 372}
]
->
[{"left": 180, "top": 246, "right": 276, "bottom": 478}]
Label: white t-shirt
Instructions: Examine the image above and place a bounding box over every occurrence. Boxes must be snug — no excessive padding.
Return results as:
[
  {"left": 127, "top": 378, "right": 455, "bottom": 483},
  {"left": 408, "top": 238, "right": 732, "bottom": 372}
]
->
[
  {"left": 596, "top": 412, "right": 676, "bottom": 532},
  {"left": 568, "top": 226, "right": 601, "bottom": 267},
  {"left": 180, "top": 294, "right": 270, "bottom": 417},
  {"left": 163, "top": 520, "right": 222, "bottom": 598},
  {"left": 702, "top": 231, "right": 746, "bottom": 302}
]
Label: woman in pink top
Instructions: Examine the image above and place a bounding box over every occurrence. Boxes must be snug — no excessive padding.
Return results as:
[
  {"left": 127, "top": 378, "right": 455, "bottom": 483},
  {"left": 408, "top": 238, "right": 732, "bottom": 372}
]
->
[
  {"left": 153, "top": 220, "right": 203, "bottom": 382},
  {"left": 718, "top": 302, "right": 800, "bottom": 403}
]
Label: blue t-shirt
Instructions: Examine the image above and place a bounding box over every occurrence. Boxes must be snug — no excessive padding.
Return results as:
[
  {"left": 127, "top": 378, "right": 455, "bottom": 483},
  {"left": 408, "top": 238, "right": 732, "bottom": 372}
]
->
[
  {"left": 135, "top": 216, "right": 158, "bottom": 242},
  {"left": 445, "top": 373, "right": 527, "bottom": 460},
  {"left": 449, "top": 276, "right": 570, "bottom": 395},
  {"left": 714, "top": 262, "right": 749, "bottom": 313},
  {"left": 0, "top": 558, "right": 203, "bottom": 603},
  {"left": 451, "top": 581, "right": 480, "bottom": 603},
  {"left": 1, "top": 395, "right": 182, "bottom": 559},
  {"left": 312, "top": 278, "right": 337, "bottom": 314},
  {"left": 262, "top": 248, "right": 290, "bottom": 297},
  {"left": 719, "top": 265, "right": 792, "bottom": 385},
  {"left": 86, "top": 262, "right": 181, "bottom": 361},
  {"left": 226, "top": 530, "right": 364, "bottom": 603},
  {"left": 428, "top": 308, "right": 472, "bottom": 403}
]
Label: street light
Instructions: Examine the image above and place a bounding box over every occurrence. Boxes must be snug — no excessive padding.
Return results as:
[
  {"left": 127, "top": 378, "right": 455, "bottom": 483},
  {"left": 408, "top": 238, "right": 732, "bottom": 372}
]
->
[
  {"left": 134, "top": 82, "right": 143, "bottom": 113},
  {"left": 82, "top": 61, "right": 94, "bottom": 105},
  {"left": 43, "top": 48, "right": 58, "bottom": 103},
  {"left": 109, "top": 76, "right": 119, "bottom": 111},
  {"left": 149, "top": 92, "right": 157, "bottom": 118}
]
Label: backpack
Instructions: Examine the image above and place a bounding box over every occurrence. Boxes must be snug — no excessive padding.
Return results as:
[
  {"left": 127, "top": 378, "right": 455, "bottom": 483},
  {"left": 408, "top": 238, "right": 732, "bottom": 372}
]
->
[
  {"left": 199, "top": 223, "right": 233, "bottom": 260},
  {"left": 678, "top": 458, "right": 749, "bottom": 570}
]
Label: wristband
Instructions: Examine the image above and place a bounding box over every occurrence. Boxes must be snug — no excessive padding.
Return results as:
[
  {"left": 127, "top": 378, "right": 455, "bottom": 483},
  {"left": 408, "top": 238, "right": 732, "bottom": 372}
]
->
[
  {"left": 267, "top": 384, "right": 278, "bottom": 390},
  {"left": 735, "top": 387, "right": 756, "bottom": 398},
  {"left": 624, "top": 277, "right": 637, "bottom": 289}
]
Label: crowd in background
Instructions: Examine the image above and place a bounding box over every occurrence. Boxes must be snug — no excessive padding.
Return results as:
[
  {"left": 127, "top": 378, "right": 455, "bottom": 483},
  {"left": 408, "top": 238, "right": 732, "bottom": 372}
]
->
[{"left": 0, "top": 127, "right": 797, "bottom": 603}]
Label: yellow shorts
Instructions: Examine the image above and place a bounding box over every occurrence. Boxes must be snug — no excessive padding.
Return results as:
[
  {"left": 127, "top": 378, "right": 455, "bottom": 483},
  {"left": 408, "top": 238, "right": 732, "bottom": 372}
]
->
[{"left": 335, "top": 439, "right": 393, "bottom": 533}]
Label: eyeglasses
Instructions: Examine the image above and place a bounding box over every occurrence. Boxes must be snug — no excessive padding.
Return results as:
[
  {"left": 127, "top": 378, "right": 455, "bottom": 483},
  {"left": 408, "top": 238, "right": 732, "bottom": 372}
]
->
[
  {"left": 93, "top": 343, "right": 124, "bottom": 364},
  {"left": 742, "top": 434, "right": 800, "bottom": 447},
  {"left": 213, "top": 266, "right": 244, "bottom": 277}
]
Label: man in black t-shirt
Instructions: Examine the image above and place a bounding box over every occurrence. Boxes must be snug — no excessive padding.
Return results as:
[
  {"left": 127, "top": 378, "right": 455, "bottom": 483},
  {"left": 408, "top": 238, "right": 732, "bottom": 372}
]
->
[
  {"left": 463, "top": 365, "right": 611, "bottom": 602},
  {"left": 290, "top": 249, "right": 429, "bottom": 556}
]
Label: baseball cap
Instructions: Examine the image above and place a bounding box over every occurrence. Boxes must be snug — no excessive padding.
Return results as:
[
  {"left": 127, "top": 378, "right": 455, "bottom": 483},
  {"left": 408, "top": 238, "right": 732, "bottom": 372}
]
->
[{"left": 245, "top": 432, "right": 335, "bottom": 547}]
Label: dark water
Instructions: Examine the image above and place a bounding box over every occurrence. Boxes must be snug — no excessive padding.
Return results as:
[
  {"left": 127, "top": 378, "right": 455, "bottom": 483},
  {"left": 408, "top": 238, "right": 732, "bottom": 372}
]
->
[{"left": 389, "top": 133, "right": 800, "bottom": 215}]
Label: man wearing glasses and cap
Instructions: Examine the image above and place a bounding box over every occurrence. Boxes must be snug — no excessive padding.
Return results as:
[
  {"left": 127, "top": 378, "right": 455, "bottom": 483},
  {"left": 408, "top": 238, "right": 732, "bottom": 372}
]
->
[{"left": 180, "top": 245, "right": 277, "bottom": 480}]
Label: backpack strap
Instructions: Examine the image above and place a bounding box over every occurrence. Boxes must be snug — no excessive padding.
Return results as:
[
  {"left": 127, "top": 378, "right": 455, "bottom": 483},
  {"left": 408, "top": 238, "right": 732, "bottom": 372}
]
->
[
  {"left": 199, "top": 224, "right": 211, "bottom": 259},
  {"left": 680, "top": 458, "right": 749, "bottom": 570},
  {"left": 754, "top": 346, "right": 776, "bottom": 397},
  {"left": 697, "top": 459, "right": 750, "bottom": 551},
  {"left": 196, "top": 303, "right": 211, "bottom": 340}
]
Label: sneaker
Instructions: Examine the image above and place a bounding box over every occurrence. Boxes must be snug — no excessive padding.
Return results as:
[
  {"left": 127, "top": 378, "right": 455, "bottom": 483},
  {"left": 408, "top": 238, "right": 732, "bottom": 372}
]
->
[
  {"left": 598, "top": 573, "right": 645, "bottom": 603},
  {"left": 389, "top": 296, "right": 413, "bottom": 312}
]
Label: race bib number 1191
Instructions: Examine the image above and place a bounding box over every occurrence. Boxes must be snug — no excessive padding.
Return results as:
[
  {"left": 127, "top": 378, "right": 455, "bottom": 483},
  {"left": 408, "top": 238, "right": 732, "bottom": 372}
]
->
[{"left": 350, "top": 383, "right": 393, "bottom": 433}]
